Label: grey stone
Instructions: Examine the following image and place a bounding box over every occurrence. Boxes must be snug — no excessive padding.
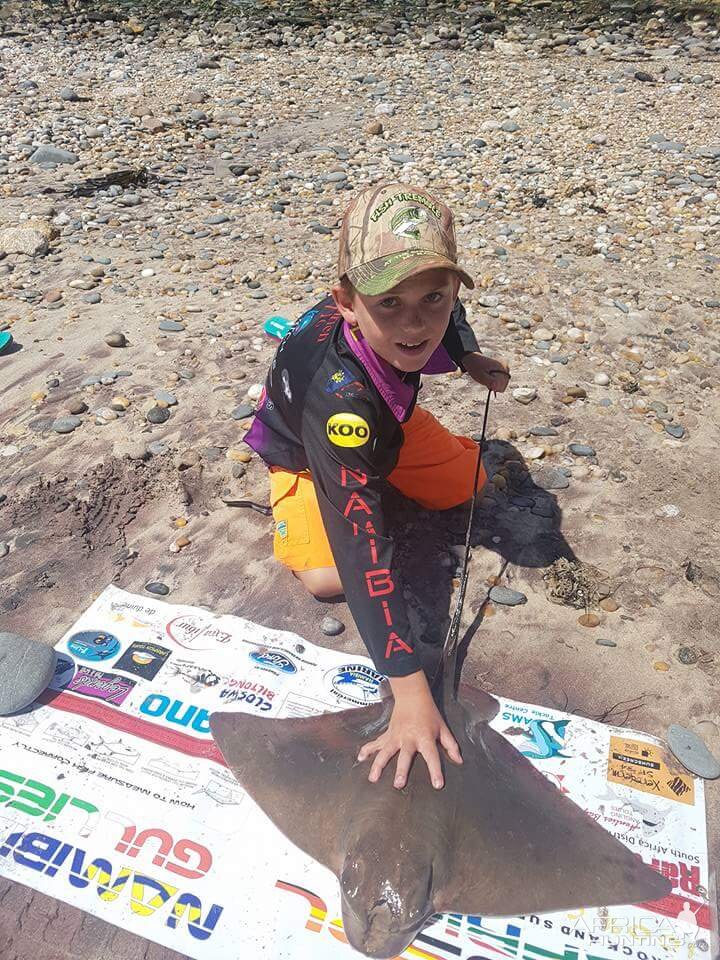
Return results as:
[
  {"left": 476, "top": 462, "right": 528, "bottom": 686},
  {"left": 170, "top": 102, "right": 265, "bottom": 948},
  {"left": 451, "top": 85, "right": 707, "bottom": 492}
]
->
[
  {"left": 146, "top": 406, "right": 170, "bottom": 424},
  {"left": 489, "top": 586, "right": 527, "bottom": 606},
  {"left": 528, "top": 426, "right": 558, "bottom": 437},
  {"left": 596, "top": 638, "right": 617, "bottom": 647},
  {"left": 654, "top": 140, "right": 685, "bottom": 153},
  {"left": 0, "top": 632, "right": 57, "bottom": 715},
  {"left": 145, "top": 581, "right": 170, "bottom": 597},
  {"left": 159, "top": 319, "right": 185, "bottom": 332},
  {"left": 59, "top": 87, "right": 80, "bottom": 101},
  {"left": 231, "top": 403, "right": 255, "bottom": 420},
  {"left": 105, "top": 331, "right": 127, "bottom": 348},
  {"left": 82, "top": 291, "right": 102, "bottom": 304},
  {"left": 501, "top": 120, "right": 520, "bottom": 132},
  {"left": 52, "top": 415, "right": 82, "bottom": 434},
  {"left": 568, "top": 443, "right": 596, "bottom": 457},
  {"left": 664, "top": 423, "right": 685, "bottom": 439},
  {"left": 206, "top": 213, "right": 231, "bottom": 224},
  {"left": 667, "top": 723, "right": 720, "bottom": 780},
  {"left": 534, "top": 466, "right": 570, "bottom": 490},
  {"left": 147, "top": 440, "right": 169, "bottom": 456},
  {"left": 320, "top": 616, "right": 345, "bottom": 636},
  {"left": 0, "top": 541, "right": 9, "bottom": 559},
  {"left": 154, "top": 389, "right": 178, "bottom": 406},
  {"left": 29, "top": 145, "right": 79, "bottom": 165}
]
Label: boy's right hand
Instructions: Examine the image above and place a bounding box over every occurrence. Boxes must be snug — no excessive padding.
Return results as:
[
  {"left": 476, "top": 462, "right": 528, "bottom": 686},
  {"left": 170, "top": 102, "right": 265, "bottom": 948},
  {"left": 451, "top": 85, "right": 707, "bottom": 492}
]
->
[{"left": 356, "top": 670, "right": 462, "bottom": 789}]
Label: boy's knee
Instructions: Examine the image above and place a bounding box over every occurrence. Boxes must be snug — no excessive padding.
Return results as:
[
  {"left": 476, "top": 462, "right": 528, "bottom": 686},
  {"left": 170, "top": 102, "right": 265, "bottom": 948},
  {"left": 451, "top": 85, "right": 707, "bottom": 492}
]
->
[{"left": 294, "top": 567, "right": 344, "bottom": 599}]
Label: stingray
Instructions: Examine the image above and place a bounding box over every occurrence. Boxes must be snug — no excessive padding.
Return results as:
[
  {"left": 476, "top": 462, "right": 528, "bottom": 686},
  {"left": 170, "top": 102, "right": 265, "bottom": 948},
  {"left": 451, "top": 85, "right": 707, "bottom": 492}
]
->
[{"left": 210, "top": 393, "right": 671, "bottom": 958}]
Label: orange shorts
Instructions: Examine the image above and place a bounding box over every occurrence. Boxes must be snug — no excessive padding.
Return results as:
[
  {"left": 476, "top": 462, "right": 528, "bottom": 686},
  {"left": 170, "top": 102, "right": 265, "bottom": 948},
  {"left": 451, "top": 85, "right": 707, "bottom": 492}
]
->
[{"left": 269, "top": 405, "right": 487, "bottom": 572}]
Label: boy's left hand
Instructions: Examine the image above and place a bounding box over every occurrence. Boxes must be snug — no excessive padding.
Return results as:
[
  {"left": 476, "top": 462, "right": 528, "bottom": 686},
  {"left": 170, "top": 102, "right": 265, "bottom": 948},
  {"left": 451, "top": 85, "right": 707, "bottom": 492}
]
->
[{"left": 462, "top": 352, "right": 511, "bottom": 393}]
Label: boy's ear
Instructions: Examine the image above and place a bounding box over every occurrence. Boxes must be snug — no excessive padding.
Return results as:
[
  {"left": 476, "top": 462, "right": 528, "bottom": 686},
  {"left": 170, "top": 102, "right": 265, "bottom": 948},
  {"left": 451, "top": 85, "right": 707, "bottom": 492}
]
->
[{"left": 331, "top": 283, "right": 357, "bottom": 325}]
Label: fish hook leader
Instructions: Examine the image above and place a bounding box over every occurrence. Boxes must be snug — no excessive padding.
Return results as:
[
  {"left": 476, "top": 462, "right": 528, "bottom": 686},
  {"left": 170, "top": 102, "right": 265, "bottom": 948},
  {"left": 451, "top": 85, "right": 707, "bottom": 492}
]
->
[{"left": 435, "top": 377, "right": 503, "bottom": 691}]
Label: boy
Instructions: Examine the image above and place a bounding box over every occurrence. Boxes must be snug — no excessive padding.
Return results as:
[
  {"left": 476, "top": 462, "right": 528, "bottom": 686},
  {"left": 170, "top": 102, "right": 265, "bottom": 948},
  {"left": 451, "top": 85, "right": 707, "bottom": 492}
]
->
[{"left": 244, "top": 183, "right": 510, "bottom": 790}]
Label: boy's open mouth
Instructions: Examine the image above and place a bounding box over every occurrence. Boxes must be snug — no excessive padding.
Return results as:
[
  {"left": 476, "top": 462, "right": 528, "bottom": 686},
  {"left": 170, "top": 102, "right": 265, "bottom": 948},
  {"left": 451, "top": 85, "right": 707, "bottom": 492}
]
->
[{"left": 396, "top": 339, "right": 429, "bottom": 356}]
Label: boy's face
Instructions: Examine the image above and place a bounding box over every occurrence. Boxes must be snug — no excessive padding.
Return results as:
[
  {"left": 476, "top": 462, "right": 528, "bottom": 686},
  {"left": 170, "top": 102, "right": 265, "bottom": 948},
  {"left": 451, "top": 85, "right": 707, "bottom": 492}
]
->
[{"left": 332, "top": 268, "right": 461, "bottom": 373}]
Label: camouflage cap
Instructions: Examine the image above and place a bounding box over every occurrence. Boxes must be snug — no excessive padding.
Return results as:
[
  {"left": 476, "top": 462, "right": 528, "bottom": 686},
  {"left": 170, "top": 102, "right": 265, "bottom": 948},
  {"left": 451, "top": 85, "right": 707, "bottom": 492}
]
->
[{"left": 337, "top": 182, "right": 474, "bottom": 296}]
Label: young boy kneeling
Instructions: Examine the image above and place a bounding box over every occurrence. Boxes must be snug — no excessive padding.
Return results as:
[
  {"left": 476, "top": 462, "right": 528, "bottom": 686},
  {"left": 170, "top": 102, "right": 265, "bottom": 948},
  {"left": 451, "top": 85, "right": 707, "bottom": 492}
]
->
[{"left": 244, "top": 183, "right": 510, "bottom": 789}]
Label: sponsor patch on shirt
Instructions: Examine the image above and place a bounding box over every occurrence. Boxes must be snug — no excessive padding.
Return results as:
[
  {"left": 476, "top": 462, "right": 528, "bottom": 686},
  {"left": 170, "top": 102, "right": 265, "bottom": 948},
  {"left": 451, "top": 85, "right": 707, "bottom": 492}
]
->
[
  {"left": 326, "top": 412, "right": 371, "bottom": 448},
  {"left": 276, "top": 519, "right": 288, "bottom": 540}
]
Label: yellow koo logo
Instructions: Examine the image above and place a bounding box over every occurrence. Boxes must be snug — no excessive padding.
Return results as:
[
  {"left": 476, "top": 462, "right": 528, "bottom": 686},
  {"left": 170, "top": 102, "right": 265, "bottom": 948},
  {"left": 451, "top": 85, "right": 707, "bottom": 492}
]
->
[{"left": 326, "top": 413, "right": 371, "bottom": 448}]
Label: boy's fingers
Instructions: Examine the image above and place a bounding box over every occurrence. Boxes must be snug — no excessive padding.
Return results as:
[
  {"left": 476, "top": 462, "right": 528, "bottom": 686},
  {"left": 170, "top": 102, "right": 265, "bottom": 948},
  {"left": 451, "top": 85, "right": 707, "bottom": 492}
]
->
[
  {"left": 393, "top": 749, "right": 414, "bottom": 789},
  {"left": 440, "top": 726, "right": 463, "bottom": 764},
  {"left": 357, "top": 738, "right": 381, "bottom": 763},
  {"left": 420, "top": 741, "right": 444, "bottom": 789},
  {"left": 369, "top": 746, "right": 396, "bottom": 784}
]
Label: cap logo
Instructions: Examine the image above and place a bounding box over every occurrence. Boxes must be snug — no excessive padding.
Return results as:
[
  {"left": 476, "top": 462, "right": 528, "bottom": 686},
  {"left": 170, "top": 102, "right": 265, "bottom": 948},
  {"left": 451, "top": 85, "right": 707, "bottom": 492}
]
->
[
  {"left": 390, "top": 206, "right": 429, "bottom": 240},
  {"left": 370, "top": 191, "right": 441, "bottom": 224}
]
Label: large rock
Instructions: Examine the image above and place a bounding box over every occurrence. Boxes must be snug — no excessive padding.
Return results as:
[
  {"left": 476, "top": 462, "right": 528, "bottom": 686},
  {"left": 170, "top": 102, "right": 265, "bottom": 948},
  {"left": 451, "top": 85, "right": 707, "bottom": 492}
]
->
[
  {"left": 0, "top": 223, "right": 54, "bottom": 257},
  {"left": 29, "top": 145, "right": 79, "bottom": 165},
  {"left": 0, "top": 633, "right": 57, "bottom": 715}
]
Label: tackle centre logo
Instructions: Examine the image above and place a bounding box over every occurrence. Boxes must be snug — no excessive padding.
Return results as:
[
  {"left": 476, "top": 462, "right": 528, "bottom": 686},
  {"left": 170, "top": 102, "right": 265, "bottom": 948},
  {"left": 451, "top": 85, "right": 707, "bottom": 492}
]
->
[
  {"left": 249, "top": 649, "right": 297, "bottom": 675},
  {"left": 67, "top": 630, "right": 120, "bottom": 662},
  {"left": 327, "top": 663, "right": 386, "bottom": 705},
  {"left": 326, "top": 413, "right": 370, "bottom": 448}
]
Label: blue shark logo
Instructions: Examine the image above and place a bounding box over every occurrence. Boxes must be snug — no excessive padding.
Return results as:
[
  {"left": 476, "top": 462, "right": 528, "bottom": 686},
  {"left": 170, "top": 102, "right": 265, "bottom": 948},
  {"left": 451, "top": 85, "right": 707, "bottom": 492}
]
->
[
  {"left": 519, "top": 719, "right": 570, "bottom": 760},
  {"left": 330, "top": 664, "right": 385, "bottom": 705}
]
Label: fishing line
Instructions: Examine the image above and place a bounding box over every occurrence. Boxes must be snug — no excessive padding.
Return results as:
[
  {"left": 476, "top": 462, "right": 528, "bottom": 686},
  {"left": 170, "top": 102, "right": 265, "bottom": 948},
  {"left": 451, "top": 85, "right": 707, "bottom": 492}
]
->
[{"left": 436, "top": 376, "right": 504, "bottom": 693}]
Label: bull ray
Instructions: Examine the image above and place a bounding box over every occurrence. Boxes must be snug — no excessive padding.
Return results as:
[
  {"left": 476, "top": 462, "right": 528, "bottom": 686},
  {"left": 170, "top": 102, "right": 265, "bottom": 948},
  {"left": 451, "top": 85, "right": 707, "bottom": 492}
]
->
[{"left": 210, "top": 672, "right": 670, "bottom": 958}]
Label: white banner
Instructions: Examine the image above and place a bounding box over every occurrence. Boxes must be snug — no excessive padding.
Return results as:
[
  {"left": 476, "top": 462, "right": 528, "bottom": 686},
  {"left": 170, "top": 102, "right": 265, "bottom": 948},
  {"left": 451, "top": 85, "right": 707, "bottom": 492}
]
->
[{"left": 0, "top": 586, "right": 712, "bottom": 959}]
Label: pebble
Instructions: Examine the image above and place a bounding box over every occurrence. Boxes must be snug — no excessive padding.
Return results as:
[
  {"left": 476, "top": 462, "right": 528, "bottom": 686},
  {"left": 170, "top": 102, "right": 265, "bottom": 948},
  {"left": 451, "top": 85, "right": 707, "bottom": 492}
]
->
[
  {"left": 599, "top": 598, "right": 619, "bottom": 612},
  {"left": 667, "top": 724, "right": 720, "bottom": 780},
  {"left": 529, "top": 426, "right": 558, "bottom": 437},
  {"left": 146, "top": 406, "right": 171, "bottom": 424},
  {"left": 489, "top": 586, "right": 527, "bottom": 606},
  {"left": 145, "top": 581, "right": 170, "bottom": 597},
  {"left": 594, "top": 373, "right": 610, "bottom": 386},
  {"left": 154, "top": 389, "right": 178, "bottom": 406},
  {"left": 534, "top": 466, "right": 570, "bottom": 490},
  {"left": 147, "top": 440, "right": 169, "bottom": 457},
  {"left": 105, "top": 332, "right": 127, "bottom": 348},
  {"left": 595, "top": 638, "right": 617, "bottom": 648},
  {"left": 52, "top": 416, "right": 82, "bottom": 434},
  {"left": 512, "top": 387, "right": 537, "bottom": 405},
  {"left": 568, "top": 443, "right": 596, "bottom": 457},
  {"left": 0, "top": 542, "right": 9, "bottom": 559},
  {"left": 231, "top": 403, "right": 255, "bottom": 420},
  {"left": 578, "top": 613, "right": 601, "bottom": 627},
  {"left": 320, "top": 616, "right": 345, "bottom": 636},
  {"left": 664, "top": 423, "right": 685, "bottom": 439},
  {"left": 159, "top": 320, "right": 185, "bottom": 332}
]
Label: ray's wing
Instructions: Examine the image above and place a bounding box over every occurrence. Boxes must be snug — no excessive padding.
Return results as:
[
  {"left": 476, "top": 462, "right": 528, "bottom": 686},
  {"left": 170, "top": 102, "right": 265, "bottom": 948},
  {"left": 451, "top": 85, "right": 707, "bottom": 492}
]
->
[
  {"left": 210, "top": 699, "right": 392, "bottom": 873},
  {"left": 434, "top": 711, "right": 671, "bottom": 916}
]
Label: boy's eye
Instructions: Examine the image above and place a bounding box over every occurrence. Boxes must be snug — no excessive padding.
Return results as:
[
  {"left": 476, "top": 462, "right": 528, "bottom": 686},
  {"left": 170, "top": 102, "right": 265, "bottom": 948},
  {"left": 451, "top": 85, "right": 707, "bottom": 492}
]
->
[
  {"left": 425, "top": 291, "right": 443, "bottom": 303},
  {"left": 379, "top": 297, "right": 398, "bottom": 308}
]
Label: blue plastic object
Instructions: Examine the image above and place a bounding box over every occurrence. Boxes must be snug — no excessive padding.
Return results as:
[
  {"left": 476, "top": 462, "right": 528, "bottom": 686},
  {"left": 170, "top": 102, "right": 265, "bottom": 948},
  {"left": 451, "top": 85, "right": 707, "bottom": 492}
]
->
[
  {"left": 0, "top": 331, "right": 13, "bottom": 354},
  {"left": 263, "top": 315, "right": 293, "bottom": 340}
]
